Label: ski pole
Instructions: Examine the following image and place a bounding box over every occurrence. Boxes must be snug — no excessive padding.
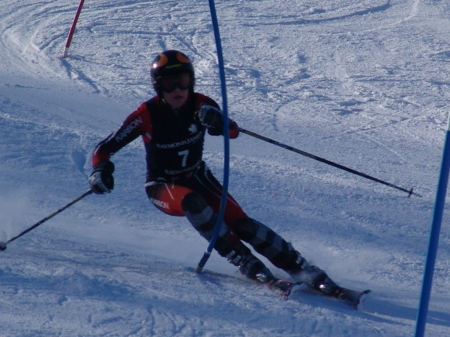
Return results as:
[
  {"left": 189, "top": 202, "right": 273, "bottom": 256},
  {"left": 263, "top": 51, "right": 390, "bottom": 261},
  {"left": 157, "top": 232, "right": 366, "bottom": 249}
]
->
[
  {"left": 237, "top": 126, "right": 421, "bottom": 198},
  {"left": 0, "top": 189, "right": 93, "bottom": 251}
]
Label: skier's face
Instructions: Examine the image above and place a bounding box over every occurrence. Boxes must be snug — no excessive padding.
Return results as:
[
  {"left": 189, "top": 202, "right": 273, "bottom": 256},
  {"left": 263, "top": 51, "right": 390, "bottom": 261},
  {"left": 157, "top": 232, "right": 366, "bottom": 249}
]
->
[{"left": 161, "top": 73, "right": 190, "bottom": 110}]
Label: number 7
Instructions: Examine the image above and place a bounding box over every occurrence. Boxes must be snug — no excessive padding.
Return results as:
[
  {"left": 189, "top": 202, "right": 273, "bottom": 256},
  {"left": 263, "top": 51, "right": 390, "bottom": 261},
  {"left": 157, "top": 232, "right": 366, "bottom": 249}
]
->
[{"left": 178, "top": 150, "right": 189, "bottom": 167}]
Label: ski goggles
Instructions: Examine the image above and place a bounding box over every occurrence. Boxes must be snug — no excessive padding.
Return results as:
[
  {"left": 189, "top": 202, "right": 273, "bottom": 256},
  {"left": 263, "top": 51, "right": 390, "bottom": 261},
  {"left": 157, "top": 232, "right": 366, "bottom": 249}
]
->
[{"left": 159, "top": 73, "right": 191, "bottom": 93}]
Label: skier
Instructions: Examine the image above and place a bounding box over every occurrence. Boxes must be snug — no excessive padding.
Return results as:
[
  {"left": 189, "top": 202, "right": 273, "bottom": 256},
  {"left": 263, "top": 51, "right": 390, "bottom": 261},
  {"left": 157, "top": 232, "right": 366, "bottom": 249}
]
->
[{"left": 89, "top": 50, "right": 341, "bottom": 297}]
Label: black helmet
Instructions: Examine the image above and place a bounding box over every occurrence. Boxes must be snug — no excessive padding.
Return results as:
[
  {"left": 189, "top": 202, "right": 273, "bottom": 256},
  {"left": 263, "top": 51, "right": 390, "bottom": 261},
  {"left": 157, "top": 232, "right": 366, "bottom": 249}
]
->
[{"left": 150, "top": 50, "right": 195, "bottom": 95}]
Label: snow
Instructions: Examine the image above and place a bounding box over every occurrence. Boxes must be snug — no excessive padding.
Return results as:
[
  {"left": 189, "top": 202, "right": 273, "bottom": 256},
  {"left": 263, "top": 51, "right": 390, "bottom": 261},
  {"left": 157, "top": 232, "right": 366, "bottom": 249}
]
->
[{"left": 1, "top": 0, "right": 450, "bottom": 336}]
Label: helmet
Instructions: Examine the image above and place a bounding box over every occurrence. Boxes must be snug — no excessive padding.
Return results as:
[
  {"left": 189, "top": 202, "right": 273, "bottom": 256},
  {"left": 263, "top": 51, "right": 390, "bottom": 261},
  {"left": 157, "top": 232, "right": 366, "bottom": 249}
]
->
[{"left": 150, "top": 50, "right": 195, "bottom": 95}]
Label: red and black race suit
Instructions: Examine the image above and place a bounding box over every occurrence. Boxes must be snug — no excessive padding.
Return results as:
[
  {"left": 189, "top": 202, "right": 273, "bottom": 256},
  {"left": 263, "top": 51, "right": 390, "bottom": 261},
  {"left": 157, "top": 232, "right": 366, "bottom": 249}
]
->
[
  {"left": 144, "top": 95, "right": 206, "bottom": 179},
  {"left": 92, "top": 93, "right": 237, "bottom": 181}
]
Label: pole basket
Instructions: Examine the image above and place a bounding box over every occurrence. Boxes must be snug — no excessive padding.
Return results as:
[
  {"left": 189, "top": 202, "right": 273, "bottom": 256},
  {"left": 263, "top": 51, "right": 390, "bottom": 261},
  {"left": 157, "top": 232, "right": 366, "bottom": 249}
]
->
[{"left": 63, "top": 0, "right": 86, "bottom": 58}]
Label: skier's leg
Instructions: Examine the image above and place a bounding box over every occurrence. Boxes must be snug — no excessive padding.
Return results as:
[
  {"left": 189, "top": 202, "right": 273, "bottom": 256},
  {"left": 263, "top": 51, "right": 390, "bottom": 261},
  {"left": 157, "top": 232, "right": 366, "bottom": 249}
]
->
[
  {"left": 181, "top": 192, "right": 275, "bottom": 283},
  {"left": 145, "top": 181, "right": 193, "bottom": 216},
  {"left": 234, "top": 217, "right": 339, "bottom": 293},
  {"left": 234, "top": 217, "right": 304, "bottom": 269}
]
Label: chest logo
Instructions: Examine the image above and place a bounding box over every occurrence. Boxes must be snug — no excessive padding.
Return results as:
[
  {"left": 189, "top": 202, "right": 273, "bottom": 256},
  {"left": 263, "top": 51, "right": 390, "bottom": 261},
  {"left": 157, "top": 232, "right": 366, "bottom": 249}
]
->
[{"left": 188, "top": 123, "right": 198, "bottom": 134}]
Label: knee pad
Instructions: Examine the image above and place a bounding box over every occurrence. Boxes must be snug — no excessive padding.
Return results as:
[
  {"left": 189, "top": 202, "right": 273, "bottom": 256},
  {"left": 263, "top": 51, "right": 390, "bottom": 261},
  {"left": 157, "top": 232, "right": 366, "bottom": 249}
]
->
[
  {"left": 182, "top": 192, "right": 215, "bottom": 230},
  {"left": 181, "top": 192, "right": 208, "bottom": 214}
]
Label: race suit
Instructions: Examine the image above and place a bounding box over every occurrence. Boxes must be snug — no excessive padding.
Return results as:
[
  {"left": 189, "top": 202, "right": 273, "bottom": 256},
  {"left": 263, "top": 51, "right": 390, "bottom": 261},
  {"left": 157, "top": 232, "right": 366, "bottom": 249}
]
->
[{"left": 91, "top": 93, "right": 300, "bottom": 277}]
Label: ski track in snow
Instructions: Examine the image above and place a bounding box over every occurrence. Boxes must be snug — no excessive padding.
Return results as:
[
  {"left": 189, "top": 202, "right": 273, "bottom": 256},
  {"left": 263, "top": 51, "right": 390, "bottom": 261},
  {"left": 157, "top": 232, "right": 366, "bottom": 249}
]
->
[{"left": 1, "top": 0, "right": 450, "bottom": 336}]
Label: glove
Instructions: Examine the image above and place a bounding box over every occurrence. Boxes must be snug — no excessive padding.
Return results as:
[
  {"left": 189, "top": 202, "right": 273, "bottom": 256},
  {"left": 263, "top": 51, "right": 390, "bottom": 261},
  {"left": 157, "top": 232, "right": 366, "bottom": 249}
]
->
[
  {"left": 197, "top": 105, "right": 223, "bottom": 129},
  {"left": 89, "top": 160, "right": 115, "bottom": 194}
]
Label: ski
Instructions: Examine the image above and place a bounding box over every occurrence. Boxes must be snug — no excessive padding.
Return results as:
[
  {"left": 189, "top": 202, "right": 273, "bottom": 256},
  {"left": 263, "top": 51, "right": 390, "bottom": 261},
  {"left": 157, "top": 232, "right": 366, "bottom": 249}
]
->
[
  {"left": 266, "top": 277, "right": 370, "bottom": 309},
  {"left": 306, "top": 286, "right": 371, "bottom": 310},
  {"left": 266, "top": 278, "right": 303, "bottom": 300},
  {"left": 335, "top": 287, "right": 371, "bottom": 309},
  {"left": 189, "top": 267, "right": 370, "bottom": 309}
]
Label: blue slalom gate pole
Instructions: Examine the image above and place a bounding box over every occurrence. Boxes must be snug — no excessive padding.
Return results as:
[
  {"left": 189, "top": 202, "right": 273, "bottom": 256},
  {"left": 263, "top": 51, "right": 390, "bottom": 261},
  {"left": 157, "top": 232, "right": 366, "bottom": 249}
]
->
[
  {"left": 196, "top": 0, "right": 230, "bottom": 272},
  {"left": 414, "top": 115, "right": 450, "bottom": 337}
]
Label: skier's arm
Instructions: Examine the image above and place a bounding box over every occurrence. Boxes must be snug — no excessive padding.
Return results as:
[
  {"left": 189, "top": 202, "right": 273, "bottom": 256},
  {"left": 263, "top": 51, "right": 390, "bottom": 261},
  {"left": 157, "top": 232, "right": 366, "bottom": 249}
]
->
[
  {"left": 90, "top": 104, "right": 151, "bottom": 193},
  {"left": 92, "top": 105, "right": 150, "bottom": 166}
]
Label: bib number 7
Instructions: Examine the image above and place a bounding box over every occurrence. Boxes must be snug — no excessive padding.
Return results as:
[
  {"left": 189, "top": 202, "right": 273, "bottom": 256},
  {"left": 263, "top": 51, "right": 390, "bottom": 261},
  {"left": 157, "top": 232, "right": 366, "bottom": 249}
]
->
[{"left": 178, "top": 150, "right": 189, "bottom": 167}]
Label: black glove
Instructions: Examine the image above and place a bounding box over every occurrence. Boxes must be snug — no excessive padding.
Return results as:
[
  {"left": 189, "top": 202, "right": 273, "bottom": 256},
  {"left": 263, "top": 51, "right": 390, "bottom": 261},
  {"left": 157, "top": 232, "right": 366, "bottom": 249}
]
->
[
  {"left": 89, "top": 160, "right": 115, "bottom": 194},
  {"left": 197, "top": 105, "right": 223, "bottom": 129}
]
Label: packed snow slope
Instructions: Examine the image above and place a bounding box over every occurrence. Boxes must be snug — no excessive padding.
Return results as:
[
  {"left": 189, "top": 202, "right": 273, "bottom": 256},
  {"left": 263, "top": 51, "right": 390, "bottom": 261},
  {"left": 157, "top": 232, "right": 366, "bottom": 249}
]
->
[{"left": 1, "top": 0, "right": 450, "bottom": 336}]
